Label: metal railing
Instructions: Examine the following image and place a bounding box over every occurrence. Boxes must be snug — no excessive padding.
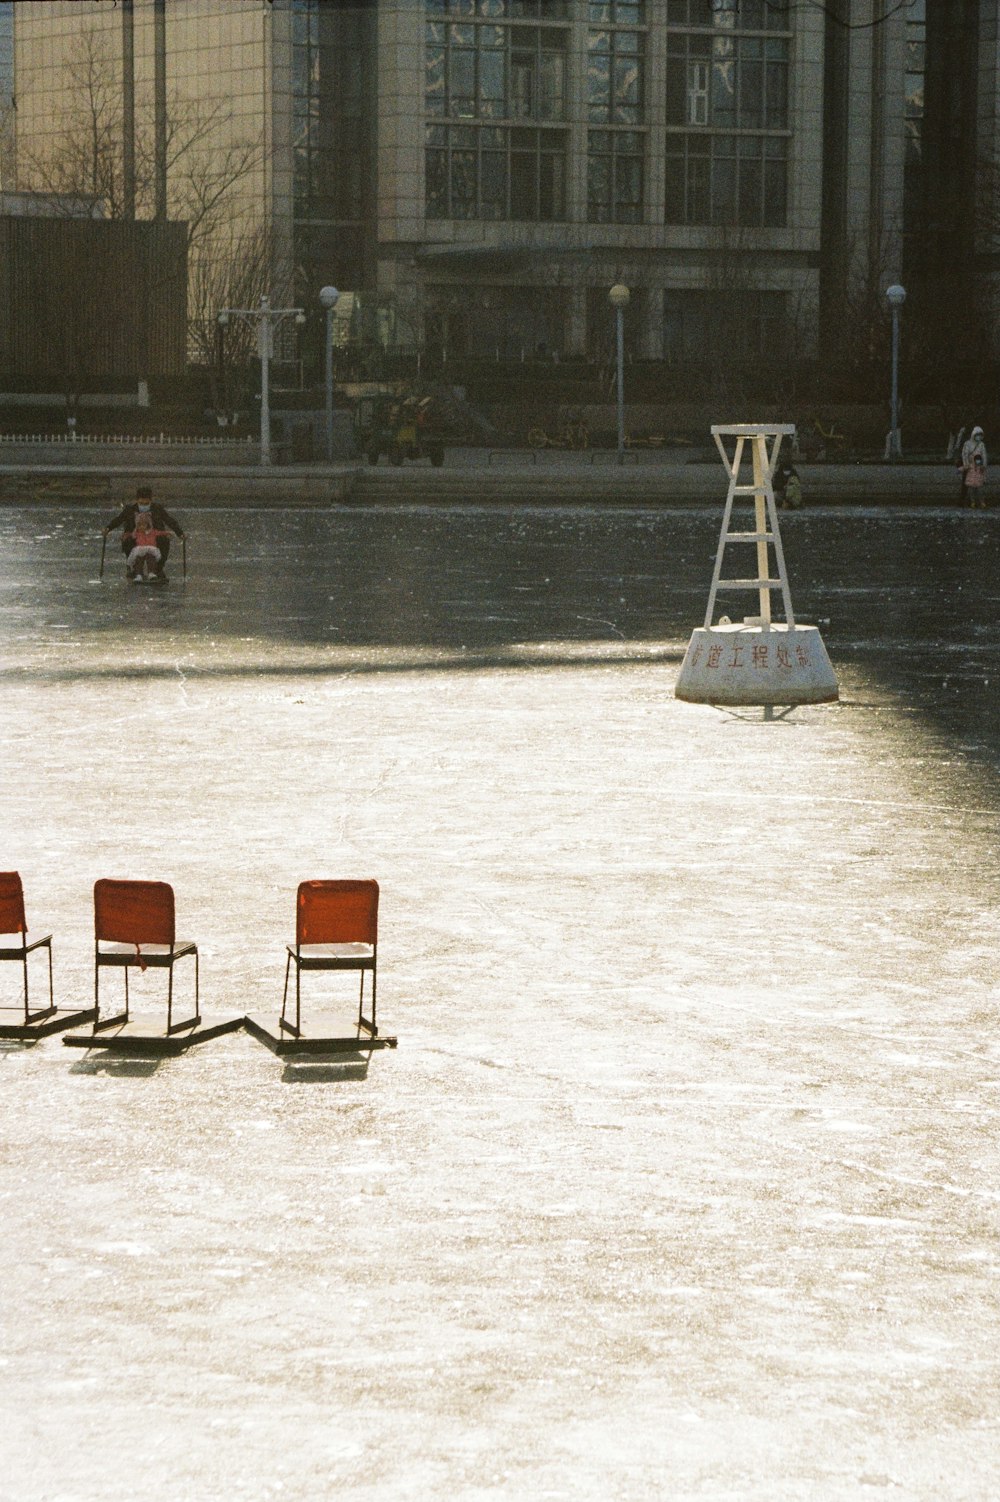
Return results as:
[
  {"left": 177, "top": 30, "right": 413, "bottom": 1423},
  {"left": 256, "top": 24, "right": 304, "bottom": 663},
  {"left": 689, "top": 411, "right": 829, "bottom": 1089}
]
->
[{"left": 0, "top": 432, "right": 255, "bottom": 447}]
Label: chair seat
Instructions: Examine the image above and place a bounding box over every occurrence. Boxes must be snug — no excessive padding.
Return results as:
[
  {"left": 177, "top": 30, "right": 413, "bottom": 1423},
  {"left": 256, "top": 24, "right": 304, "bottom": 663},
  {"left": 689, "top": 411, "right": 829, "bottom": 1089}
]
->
[
  {"left": 289, "top": 942, "right": 375, "bottom": 967},
  {"left": 97, "top": 941, "right": 197, "bottom": 965}
]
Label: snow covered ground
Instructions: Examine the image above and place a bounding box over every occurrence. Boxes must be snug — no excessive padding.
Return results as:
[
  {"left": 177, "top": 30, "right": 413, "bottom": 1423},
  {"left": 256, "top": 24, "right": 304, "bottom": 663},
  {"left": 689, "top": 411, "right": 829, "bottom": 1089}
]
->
[{"left": 1, "top": 504, "right": 999, "bottom": 1501}]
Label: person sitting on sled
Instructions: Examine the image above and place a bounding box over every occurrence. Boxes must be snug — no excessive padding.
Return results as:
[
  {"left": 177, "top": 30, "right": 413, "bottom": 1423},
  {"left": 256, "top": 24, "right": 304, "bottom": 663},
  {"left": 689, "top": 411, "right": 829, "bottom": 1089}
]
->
[
  {"left": 103, "top": 486, "right": 185, "bottom": 581},
  {"left": 126, "top": 506, "right": 169, "bottom": 581},
  {"left": 773, "top": 456, "right": 803, "bottom": 510}
]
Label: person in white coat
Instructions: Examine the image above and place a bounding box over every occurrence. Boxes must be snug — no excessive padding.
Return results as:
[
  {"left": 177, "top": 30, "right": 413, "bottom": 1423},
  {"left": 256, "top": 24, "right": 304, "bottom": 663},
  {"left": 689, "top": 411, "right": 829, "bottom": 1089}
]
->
[{"left": 960, "top": 426, "right": 988, "bottom": 508}]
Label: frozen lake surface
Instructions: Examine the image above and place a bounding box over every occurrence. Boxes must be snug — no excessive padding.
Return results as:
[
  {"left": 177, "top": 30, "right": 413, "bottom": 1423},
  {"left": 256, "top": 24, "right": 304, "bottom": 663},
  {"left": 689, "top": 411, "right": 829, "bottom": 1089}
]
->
[{"left": 2, "top": 505, "right": 1000, "bottom": 1501}]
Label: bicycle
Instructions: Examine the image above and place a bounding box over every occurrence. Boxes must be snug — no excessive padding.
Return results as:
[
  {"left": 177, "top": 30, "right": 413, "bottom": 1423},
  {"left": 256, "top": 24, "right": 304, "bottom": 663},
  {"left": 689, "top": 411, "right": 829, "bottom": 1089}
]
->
[{"left": 527, "top": 419, "right": 589, "bottom": 450}]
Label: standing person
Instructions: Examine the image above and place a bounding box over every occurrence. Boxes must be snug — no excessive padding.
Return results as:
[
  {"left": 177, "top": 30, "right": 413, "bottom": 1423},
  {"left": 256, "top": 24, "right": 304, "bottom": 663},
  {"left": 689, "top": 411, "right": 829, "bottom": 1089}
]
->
[
  {"left": 959, "top": 426, "right": 988, "bottom": 508},
  {"left": 103, "top": 486, "right": 186, "bottom": 579}
]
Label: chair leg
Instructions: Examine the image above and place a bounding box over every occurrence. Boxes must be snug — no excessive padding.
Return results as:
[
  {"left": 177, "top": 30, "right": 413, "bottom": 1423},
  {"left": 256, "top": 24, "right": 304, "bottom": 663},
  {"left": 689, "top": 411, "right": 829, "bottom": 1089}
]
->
[
  {"left": 21, "top": 939, "right": 56, "bottom": 1025},
  {"left": 93, "top": 957, "right": 129, "bottom": 1033},
  {"left": 280, "top": 954, "right": 302, "bottom": 1037},
  {"left": 358, "top": 967, "right": 377, "bottom": 1036},
  {"left": 281, "top": 952, "right": 292, "bottom": 1024},
  {"left": 166, "top": 951, "right": 200, "bottom": 1036}
]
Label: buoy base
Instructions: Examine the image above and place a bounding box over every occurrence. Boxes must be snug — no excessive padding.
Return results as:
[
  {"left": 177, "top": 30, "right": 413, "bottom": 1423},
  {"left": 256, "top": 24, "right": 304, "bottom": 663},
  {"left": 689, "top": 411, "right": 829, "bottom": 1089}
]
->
[{"left": 675, "top": 623, "right": 838, "bottom": 706}]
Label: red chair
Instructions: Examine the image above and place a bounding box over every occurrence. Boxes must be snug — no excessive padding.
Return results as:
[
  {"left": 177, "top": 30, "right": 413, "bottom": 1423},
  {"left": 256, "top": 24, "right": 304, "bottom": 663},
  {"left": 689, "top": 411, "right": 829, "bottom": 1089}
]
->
[
  {"left": 282, "top": 880, "right": 379, "bottom": 1040},
  {"left": 0, "top": 872, "right": 54, "bottom": 1025},
  {"left": 94, "top": 879, "right": 199, "bottom": 1035}
]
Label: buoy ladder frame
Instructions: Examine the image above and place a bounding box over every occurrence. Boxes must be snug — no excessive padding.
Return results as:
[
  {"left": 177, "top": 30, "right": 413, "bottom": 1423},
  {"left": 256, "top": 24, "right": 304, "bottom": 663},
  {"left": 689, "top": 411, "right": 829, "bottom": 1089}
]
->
[{"left": 704, "top": 423, "right": 797, "bottom": 629}]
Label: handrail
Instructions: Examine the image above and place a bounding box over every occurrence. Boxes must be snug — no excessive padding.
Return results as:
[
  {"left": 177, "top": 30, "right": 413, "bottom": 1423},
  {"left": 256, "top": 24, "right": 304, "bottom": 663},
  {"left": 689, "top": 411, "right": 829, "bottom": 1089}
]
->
[{"left": 0, "top": 432, "right": 255, "bottom": 447}]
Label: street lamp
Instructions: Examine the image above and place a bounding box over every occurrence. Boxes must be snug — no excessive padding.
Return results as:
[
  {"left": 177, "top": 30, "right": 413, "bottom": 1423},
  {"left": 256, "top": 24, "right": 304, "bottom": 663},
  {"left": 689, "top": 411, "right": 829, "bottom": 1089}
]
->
[
  {"left": 885, "top": 283, "right": 906, "bottom": 461},
  {"left": 609, "top": 283, "right": 630, "bottom": 466},
  {"left": 319, "top": 285, "right": 339, "bottom": 463},
  {"left": 217, "top": 295, "right": 306, "bottom": 465}
]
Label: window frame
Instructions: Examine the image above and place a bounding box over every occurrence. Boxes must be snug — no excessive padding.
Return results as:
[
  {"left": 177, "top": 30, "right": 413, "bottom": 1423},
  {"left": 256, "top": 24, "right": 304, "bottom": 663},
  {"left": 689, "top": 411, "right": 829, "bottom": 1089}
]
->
[
  {"left": 665, "top": 9, "right": 791, "bottom": 228},
  {"left": 426, "top": 123, "right": 568, "bottom": 221},
  {"left": 426, "top": 13, "right": 568, "bottom": 123},
  {"left": 587, "top": 24, "right": 647, "bottom": 126},
  {"left": 664, "top": 131, "right": 787, "bottom": 227},
  {"left": 587, "top": 129, "right": 646, "bottom": 224}
]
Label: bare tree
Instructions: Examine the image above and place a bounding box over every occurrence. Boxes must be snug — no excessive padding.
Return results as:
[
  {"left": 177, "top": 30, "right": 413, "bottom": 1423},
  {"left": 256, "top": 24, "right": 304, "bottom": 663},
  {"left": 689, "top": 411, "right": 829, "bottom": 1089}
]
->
[
  {"left": 17, "top": 29, "right": 123, "bottom": 213},
  {"left": 18, "top": 25, "right": 263, "bottom": 267},
  {"left": 187, "top": 220, "right": 280, "bottom": 420},
  {"left": 0, "top": 101, "right": 14, "bottom": 193}
]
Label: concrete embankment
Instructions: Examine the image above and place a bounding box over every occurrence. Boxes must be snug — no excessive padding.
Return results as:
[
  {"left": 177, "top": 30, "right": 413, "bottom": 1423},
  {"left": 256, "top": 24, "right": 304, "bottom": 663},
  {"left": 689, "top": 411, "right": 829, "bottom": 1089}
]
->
[{"left": 0, "top": 447, "right": 963, "bottom": 508}]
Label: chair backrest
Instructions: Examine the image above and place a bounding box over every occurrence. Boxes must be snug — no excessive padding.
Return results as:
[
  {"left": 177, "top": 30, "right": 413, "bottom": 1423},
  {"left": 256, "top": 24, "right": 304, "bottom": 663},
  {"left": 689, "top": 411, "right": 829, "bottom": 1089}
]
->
[
  {"left": 94, "top": 879, "right": 175, "bottom": 946},
  {"left": 296, "top": 879, "right": 378, "bottom": 947},
  {"left": 0, "top": 872, "right": 27, "bottom": 936}
]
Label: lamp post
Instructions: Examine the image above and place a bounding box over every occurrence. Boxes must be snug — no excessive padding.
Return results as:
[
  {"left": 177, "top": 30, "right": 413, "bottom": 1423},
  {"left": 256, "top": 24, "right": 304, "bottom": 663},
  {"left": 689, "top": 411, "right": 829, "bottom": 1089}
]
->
[
  {"left": 885, "top": 283, "right": 906, "bottom": 462},
  {"left": 319, "top": 285, "right": 339, "bottom": 463},
  {"left": 217, "top": 295, "right": 306, "bottom": 466},
  {"left": 609, "top": 283, "right": 630, "bottom": 466}
]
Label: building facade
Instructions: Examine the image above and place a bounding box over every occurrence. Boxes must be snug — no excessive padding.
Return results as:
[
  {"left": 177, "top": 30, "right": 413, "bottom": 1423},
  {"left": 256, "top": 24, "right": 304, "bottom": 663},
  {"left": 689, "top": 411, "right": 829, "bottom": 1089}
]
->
[{"left": 10, "top": 0, "right": 1000, "bottom": 375}]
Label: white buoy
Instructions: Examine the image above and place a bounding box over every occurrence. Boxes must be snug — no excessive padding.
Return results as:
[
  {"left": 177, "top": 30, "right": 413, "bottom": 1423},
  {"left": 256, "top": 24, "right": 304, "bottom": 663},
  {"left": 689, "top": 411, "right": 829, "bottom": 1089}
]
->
[{"left": 675, "top": 424, "right": 838, "bottom": 709}]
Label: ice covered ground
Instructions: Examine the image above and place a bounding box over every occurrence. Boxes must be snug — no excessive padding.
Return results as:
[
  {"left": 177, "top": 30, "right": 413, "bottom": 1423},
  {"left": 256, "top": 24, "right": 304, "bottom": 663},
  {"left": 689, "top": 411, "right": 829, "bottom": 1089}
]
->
[{"left": 1, "top": 504, "right": 999, "bottom": 1501}]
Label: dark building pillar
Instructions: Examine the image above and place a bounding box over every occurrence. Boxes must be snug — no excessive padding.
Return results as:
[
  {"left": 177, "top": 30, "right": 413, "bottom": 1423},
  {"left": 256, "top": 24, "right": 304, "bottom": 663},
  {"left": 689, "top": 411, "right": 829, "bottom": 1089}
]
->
[
  {"left": 907, "top": 0, "right": 978, "bottom": 278},
  {"left": 154, "top": 0, "right": 167, "bottom": 221},
  {"left": 819, "top": 5, "right": 850, "bottom": 354},
  {"left": 122, "top": 0, "right": 135, "bottom": 220}
]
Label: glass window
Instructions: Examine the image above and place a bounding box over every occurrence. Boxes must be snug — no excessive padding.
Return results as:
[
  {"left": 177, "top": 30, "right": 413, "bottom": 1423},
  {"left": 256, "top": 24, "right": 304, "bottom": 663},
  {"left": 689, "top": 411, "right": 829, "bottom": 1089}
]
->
[
  {"left": 665, "top": 6, "right": 789, "bottom": 227},
  {"left": 666, "top": 23, "right": 792, "bottom": 132},
  {"left": 664, "top": 133, "right": 786, "bottom": 226},
  {"left": 451, "top": 149, "right": 478, "bottom": 216},
  {"left": 588, "top": 154, "right": 613, "bottom": 219},
  {"left": 588, "top": 47, "right": 611, "bottom": 122},
  {"left": 511, "top": 1, "right": 568, "bottom": 16},
  {"left": 763, "top": 140, "right": 786, "bottom": 226},
  {"left": 589, "top": 1, "right": 644, "bottom": 20},
  {"left": 510, "top": 150, "right": 537, "bottom": 217},
  {"left": 426, "top": 284, "right": 565, "bottom": 363},
  {"left": 481, "top": 149, "right": 506, "bottom": 215},
  {"left": 450, "top": 48, "right": 476, "bottom": 114},
  {"left": 512, "top": 52, "right": 535, "bottom": 115},
  {"left": 903, "top": 0, "right": 925, "bottom": 198},
  {"left": 687, "top": 59, "right": 709, "bottom": 124},
  {"left": 292, "top": 0, "right": 375, "bottom": 237},
  {"left": 588, "top": 27, "right": 645, "bottom": 125},
  {"left": 667, "top": 0, "right": 784, "bottom": 23},
  {"left": 426, "top": 1, "right": 569, "bottom": 20},
  {"left": 538, "top": 151, "right": 565, "bottom": 219},
  {"left": 614, "top": 53, "right": 642, "bottom": 124},
  {"left": 539, "top": 49, "right": 565, "bottom": 119},
  {"left": 425, "top": 123, "right": 566, "bottom": 220},
  {"left": 426, "top": 40, "right": 446, "bottom": 114},
  {"left": 587, "top": 129, "right": 645, "bottom": 223},
  {"left": 664, "top": 290, "right": 788, "bottom": 364},
  {"left": 429, "top": 10, "right": 568, "bottom": 122},
  {"left": 479, "top": 48, "right": 506, "bottom": 115}
]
